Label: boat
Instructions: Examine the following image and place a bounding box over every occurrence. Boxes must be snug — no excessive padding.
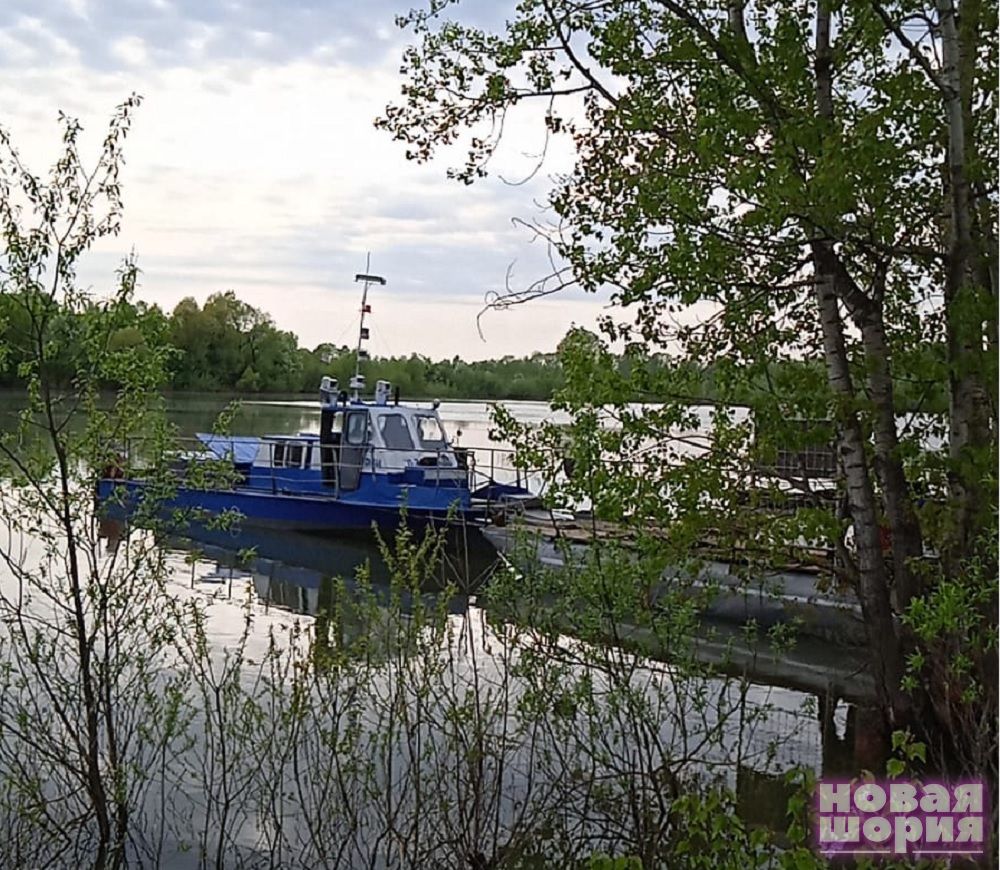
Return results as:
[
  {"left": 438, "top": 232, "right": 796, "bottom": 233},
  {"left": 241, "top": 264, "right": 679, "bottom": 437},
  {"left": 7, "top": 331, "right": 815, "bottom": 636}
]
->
[
  {"left": 484, "top": 512, "right": 869, "bottom": 648},
  {"left": 98, "top": 269, "right": 484, "bottom": 533}
]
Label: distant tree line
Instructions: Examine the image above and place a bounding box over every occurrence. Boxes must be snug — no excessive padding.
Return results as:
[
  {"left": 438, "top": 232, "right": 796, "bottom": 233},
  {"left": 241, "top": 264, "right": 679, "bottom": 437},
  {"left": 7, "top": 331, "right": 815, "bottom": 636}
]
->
[
  {"left": 0, "top": 290, "right": 565, "bottom": 400},
  {"left": 0, "top": 289, "right": 947, "bottom": 411}
]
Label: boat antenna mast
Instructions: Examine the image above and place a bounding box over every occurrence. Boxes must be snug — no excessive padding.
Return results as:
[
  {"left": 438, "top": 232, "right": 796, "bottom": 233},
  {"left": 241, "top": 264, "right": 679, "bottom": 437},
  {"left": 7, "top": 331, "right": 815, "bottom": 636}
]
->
[{"left": 351, "top": 254, "right": 385, "bottom": 402}]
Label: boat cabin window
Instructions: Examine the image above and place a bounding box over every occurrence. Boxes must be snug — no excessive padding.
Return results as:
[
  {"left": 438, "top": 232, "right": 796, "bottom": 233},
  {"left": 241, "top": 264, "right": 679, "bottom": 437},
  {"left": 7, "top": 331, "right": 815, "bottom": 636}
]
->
[
  {"left": 270, "top": 441, "right": 306, "bottom": 468},
  {"left": 345, "top": 411, "right": 370, "bottom": 446},
  {"left": 378, "top": 414, "right": 415, "bottom": 450},
  {"left": 286, "top": 443, "right": 304, "bottom": 468},
  {"left": 415, "top": 415, "right": 446, "bottom": 448}
]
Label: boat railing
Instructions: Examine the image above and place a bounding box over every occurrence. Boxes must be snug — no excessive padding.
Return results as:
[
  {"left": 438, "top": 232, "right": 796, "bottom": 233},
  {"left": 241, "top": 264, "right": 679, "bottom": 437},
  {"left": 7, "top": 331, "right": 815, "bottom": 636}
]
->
[
  {"left": 111, "top": 436, "right": 837, "bottom": 513},
  {"left": 111, "top": 436, "right": 562, "bottom": 505},
  {"left": 459, "top": 445, "right": 551, "bottom": 493}
]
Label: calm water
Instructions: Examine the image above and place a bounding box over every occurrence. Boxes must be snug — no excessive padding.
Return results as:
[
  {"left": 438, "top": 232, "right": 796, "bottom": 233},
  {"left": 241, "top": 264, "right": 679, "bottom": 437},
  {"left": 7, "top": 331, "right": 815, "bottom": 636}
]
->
[
  {"left": 0, "top": 386, "right": 867, "bottom": 693},
  {"left": 161, "top": 393, "right": 564, "bottom": 446},
  {"left": 0, "top": 390, "right": 875, "bottom": 864}
]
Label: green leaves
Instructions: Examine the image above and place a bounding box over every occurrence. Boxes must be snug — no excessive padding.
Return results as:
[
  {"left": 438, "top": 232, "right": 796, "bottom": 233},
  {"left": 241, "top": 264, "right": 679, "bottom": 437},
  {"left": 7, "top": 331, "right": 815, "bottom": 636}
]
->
[
  {"left": 886, "top": 729, "right": 927, "bottom": 778},
  {"left": 381, "top": 0, "right": 997, "bottom": 772}
]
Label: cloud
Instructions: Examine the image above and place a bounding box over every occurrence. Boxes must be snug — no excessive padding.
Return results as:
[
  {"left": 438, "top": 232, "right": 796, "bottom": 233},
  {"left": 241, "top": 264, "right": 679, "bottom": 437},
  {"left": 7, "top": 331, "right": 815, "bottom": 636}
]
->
[
  {"left": 66, "top": 0, "right": 90, "bottom": 20},
  {"left": 0, "top": 0, "right": 427, "bottom": 72},
  {"left": 0, "top": 1, "right": 612, "bottom": 360},
  {"left": 111, "top": 34, "right": 149, "bottom": 65}
]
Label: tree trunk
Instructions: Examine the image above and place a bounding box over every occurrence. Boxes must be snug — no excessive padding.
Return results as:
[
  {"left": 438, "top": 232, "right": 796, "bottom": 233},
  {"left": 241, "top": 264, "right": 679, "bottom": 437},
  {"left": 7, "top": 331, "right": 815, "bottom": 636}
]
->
[
  {"left": 937, "top": 0, "right": 993, "bottom": 560},
  {"left": 811, "top": 241, "right": 909, "bottom": 724},
  {"left": 859, "top": 313, "right": 924, "bottom": 608},
  {"left": 811, "top": 3, "right": 910, "bottom": 725},
  {"left": 829, "top": 258, "right": 925, "bottom": 611}
]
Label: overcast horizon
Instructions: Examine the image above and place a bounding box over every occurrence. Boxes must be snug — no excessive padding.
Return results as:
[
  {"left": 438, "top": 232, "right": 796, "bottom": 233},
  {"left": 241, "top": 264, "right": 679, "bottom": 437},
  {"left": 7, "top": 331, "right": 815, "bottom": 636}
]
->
[{"left": 0, "top": 0, "right": 613, "bottom": 362}]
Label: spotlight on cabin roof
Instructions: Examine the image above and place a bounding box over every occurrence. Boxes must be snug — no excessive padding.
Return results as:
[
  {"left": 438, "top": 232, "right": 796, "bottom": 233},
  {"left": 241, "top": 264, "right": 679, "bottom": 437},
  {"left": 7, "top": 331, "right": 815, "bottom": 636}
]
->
[
  {"left": 374, "top": 380, "right": 392, "bottom": 406},
  {"left": 319, "top": 376, "right": 338, "bottom": 405}
]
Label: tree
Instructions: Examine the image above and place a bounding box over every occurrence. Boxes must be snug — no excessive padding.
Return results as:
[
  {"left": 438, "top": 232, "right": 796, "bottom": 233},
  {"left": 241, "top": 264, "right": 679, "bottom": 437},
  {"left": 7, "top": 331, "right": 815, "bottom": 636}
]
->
[
  {"left": 379, "top": 0, "right": 997, "bottom": 771},
  {"left": 0, "top": 95, "right": 185, "bottom": 867},
  {"left": 167, "top": 291, "right": 302, "bottom": 392},
  {"left": 169, "top": 296, "right": 216, "bottom": 388}
]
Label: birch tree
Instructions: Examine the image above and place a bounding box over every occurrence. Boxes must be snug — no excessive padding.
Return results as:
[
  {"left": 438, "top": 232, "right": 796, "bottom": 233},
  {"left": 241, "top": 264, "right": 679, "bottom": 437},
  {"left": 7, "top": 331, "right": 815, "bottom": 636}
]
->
[{"left": 378, "top": 0, "right": 998, "bottom": 768}]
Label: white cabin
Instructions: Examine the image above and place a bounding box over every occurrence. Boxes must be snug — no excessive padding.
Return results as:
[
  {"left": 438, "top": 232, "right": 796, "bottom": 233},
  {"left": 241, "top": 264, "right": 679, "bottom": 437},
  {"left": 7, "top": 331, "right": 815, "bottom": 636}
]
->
[{"left": 252, "top": 379, "right": 462, "bottom": 477}]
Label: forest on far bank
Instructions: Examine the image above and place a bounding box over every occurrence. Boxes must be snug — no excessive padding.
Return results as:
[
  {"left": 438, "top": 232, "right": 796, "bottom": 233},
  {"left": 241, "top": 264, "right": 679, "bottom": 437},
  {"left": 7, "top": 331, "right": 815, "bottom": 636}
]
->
[{"left": 0, "top": 288, "right": 949, "bottom": 411}]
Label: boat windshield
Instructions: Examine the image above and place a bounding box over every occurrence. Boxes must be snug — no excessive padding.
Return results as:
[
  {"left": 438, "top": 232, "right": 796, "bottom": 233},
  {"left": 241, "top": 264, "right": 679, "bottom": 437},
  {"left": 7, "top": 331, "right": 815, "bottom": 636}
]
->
[
  {"left": 345, "top": 411, "right": 370, "bottom": 445},
  {"left": 415, "top": 415, "right": 446, "bottom": 449},
  {"left": 378, "top": 413, "right": 415, "bottom": 450}
]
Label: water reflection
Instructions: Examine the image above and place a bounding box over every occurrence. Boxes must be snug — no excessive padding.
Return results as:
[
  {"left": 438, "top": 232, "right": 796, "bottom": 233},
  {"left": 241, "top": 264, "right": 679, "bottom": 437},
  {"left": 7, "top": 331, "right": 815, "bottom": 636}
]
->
[
  {"left": 134, "top": 520, "right": 881, "bottom": 775},
  {"left": 90, "top": 515, "right": 895, "bottom": 862},
  {"left": 159, "top": 521, "right": 500, "bottom": 600}
]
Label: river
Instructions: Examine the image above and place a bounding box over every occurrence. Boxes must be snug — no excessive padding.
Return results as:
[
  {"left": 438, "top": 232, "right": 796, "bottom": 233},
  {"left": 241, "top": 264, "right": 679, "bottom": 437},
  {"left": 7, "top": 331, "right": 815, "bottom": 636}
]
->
[{"left": 0, "top": 390, "right": 874, "bottom": 867}]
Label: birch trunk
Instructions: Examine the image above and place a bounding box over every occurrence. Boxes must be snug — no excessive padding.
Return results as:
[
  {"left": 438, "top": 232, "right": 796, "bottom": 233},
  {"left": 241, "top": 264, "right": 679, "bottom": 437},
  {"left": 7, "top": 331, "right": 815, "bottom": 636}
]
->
[
  {"left": 937, "top": 0, "right": 993, "bottom": 558},
  {"left": 855, "top": 304, "right": 925, "bottom": 609},
  {"left": 811, "top": 243, "right": 908, "bottom": 722},
  {"left": 812, "top": 2, "right": 910, "bottom": 722},
  {"left": 827, "top": 257, "right": 925, "bottom": 609}
]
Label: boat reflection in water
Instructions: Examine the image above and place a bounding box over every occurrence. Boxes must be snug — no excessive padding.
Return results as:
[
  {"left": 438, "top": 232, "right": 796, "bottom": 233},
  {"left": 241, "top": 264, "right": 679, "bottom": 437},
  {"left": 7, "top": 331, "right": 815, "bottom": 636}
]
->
[
  {"left": 157, "top": 520, "right": 499, "bottom": 610},
  {"left": 100, "top": 516, "right": 501, "bottom": 668}
]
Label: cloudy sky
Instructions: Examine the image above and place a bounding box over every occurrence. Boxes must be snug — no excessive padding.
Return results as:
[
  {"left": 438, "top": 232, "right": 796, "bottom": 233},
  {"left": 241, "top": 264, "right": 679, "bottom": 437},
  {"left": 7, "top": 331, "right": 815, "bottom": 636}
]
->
[{"left": 0, "top": 0, "right": 609, "bottom": 360}]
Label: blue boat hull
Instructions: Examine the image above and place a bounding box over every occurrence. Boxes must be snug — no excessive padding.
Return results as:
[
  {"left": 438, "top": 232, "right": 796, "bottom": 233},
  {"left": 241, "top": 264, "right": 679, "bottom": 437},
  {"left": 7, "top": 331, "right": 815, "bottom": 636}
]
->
[{"left": 97, "top": 479, "right": 477, "bottom": 533}]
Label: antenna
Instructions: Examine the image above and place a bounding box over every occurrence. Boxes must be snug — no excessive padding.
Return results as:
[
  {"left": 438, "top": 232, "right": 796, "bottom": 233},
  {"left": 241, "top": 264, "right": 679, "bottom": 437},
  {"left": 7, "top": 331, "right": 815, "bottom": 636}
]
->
[{"left": 351, "top": 253, "right": 385, "bottom": 401}]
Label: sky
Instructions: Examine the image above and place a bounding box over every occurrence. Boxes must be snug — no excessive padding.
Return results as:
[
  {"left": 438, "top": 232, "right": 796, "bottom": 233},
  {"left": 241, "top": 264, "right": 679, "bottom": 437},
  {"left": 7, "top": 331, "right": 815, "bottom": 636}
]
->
[{"left": 0, "top": 0, "right": 611, "bottom": 361}]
